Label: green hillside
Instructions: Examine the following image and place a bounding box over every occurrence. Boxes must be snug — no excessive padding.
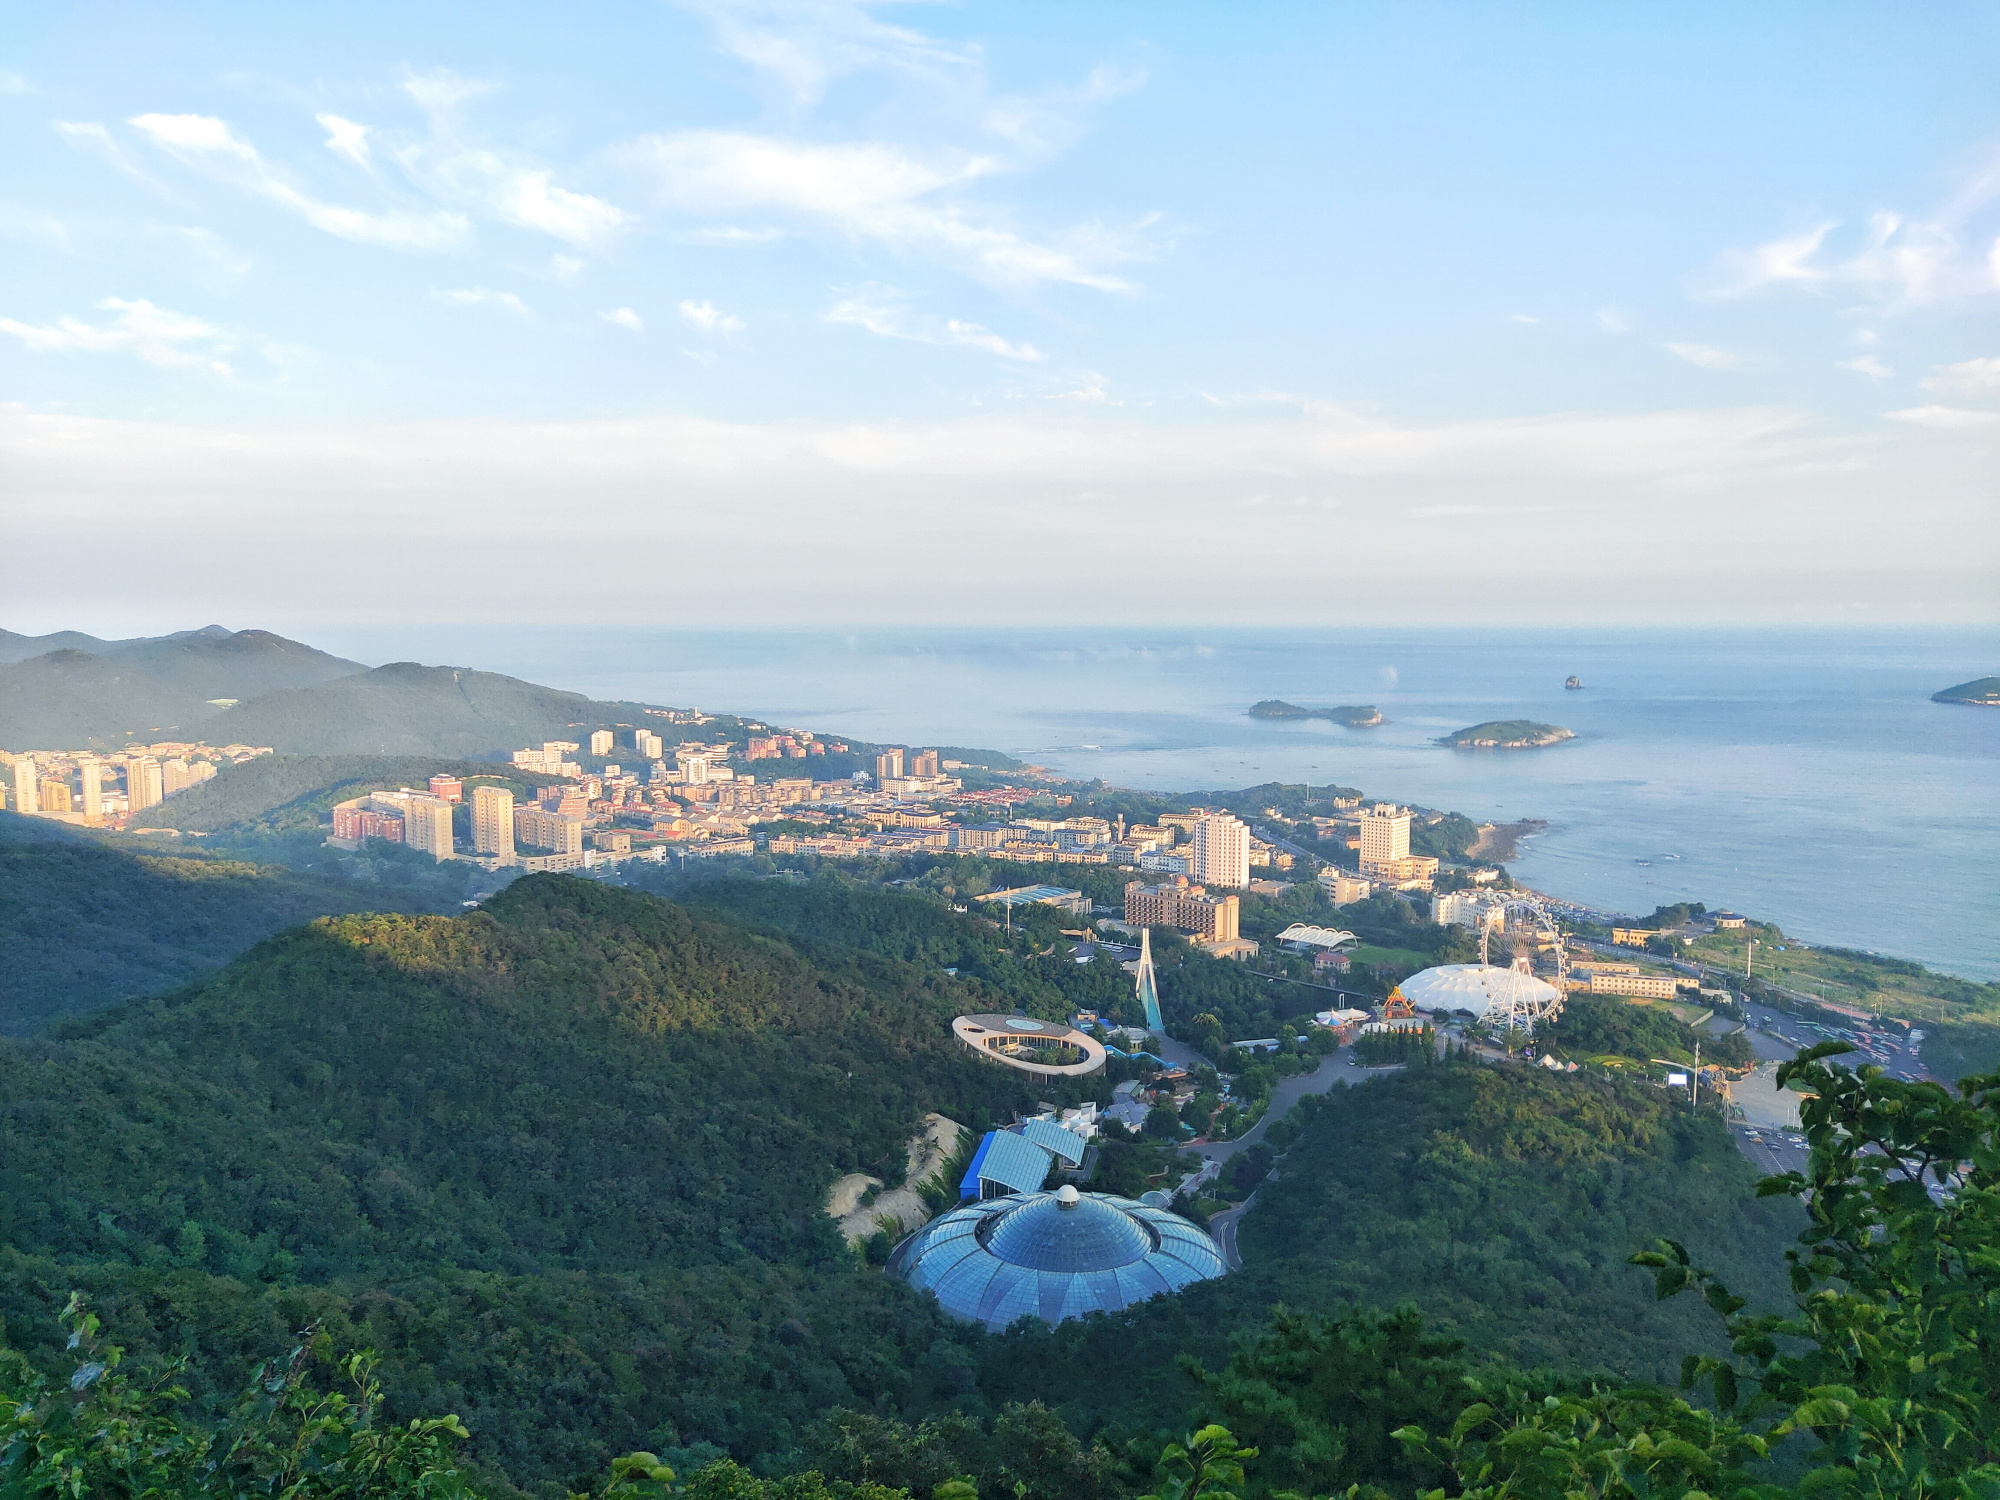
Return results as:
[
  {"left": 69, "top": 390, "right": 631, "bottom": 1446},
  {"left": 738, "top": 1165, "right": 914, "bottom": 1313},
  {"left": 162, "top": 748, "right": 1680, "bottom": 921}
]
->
[
  {"left": 0, "top": 878, "right": 1038, "bottom": 1487},
  {"left": 0, "top": 814, "right": 460, "bottom": 1035},
  {"left": 1932, "top": 675, "right": 2000, "bottom": 705},
  {"left": 972, "top": 1060, "right": 1801, "bottom": 1442}
]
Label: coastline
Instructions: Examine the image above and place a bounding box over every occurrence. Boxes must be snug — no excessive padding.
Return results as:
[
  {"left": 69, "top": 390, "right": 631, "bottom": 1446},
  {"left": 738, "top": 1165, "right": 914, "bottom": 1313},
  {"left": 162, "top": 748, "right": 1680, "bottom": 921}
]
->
[{"left": 1469, "top": 818, "right": 1548, "bottom": 864}]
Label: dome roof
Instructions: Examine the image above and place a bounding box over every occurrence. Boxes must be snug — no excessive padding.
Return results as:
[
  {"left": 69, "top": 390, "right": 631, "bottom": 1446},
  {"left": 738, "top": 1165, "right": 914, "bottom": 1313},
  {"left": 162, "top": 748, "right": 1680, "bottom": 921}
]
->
[
  {"left": 1396, "top": 964, "right": 1560, "bottom": 1019},
  {"left": 888, "top": 1191, "right": 1225, "bottom": 1331}
]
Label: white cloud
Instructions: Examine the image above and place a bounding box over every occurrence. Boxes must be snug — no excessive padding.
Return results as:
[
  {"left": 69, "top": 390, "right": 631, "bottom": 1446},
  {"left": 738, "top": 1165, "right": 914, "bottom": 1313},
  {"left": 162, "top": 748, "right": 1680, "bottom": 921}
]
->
[
  {"left": 56, "top": 120, "right": 166, "bottom": 190},
  {"left": 1837, "top": 355, "right": 1893, "bottom": 380},
  {"left": 826, "top": 289, "right": 1042, "bottom": 360},
  {"left": 129, "top": 113, "right": 469, "bottom": 251},
  {"left": 1596, "top": 308, "right": 1631, "bottom": 333},
  {"left": 317, "top": 113, "right": 373, "bottom": 169},
  {"left": 1884, "top": 405, "right": 2000, "bottom": 429},
  {"left": 1508, "top": 313, "right": 1540, "bottom": 324},
  {"left": 624, "top": 130, "right": 1141, "bottom": 290},
  {"left": 601, "top": 306, "right": 644, "bottom": 331},
  {"left": 1921, "top": 356, "right": 2000, "bottom": 395},
  {"left": 686, "top": 0, "right": 977, "bottom": 106},
  {"left": 0, "top": 72, "right": 28, "bottom": 95},
  {"left": 0, "top": 296, "right": 238, "bottom": 374},
  {"left": 391, "top": 70, "right": 628, "bottom": 251},
  {"left": 1693, "top": 150, "right": 2000, "bottom": 308},
  {"left": 1665, "top": 342, "right": 1751, "bottom": 370},
  {"left": 550, "top": 254, "right": 585, "bottom": 282},
  {"left": 432, "top": 287, "right": 530, "bottom": 316},
  {"left": 679, "top": 299, "right": 745, "bottom": 334}
]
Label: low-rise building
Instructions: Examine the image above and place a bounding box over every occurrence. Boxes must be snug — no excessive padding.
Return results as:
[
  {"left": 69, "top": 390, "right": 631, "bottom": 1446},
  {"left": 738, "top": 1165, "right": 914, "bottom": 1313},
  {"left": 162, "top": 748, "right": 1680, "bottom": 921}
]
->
[{"left": 1317, "top": 870, "right": 1373, "bottom": 905}]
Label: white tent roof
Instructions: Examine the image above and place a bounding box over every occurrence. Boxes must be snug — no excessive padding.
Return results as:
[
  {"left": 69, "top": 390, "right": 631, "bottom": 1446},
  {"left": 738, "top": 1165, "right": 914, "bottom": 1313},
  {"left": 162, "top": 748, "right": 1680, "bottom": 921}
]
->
[{"left": 1397, "top": 964, "right": 1560, "bottom": 1019}]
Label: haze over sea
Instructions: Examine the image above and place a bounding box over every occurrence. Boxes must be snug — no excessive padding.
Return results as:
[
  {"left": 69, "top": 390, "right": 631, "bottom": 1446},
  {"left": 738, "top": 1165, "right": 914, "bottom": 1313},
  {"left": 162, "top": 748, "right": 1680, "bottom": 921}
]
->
[{"left": 323, "top": 625, "right": 2000, "bottom": 982}]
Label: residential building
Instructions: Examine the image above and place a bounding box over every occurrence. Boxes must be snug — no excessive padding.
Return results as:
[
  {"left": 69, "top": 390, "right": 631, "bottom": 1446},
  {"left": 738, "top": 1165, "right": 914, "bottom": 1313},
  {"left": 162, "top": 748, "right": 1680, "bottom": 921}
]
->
[
  {"left": 1190, "top": 812, "right": 1251, "bottom": 888},
  {"left": 470, "top": 784, "right": 516, "bottom": 859},
  {"left": 1611, "top": 928, "right": 1660, "bottom": 947},
  {"left": 39, "top": 778, "right": 73, "bottom": 813},
  {"left": 911, "top": 749, "right": 940, "bottom": 777},
  {"left": 127, "top": 756, "right": 163, "bottom": 812},
  {"left": 875, "top": 748, "right": 904, "bottom": 783},
  {"left": 428, "top": 775, "right": 464, "bottom": 803},
  {"left": 79, "top": 758, "right": 102, "bottom": 820},
  {"left": 397, "top": 793, "right": 455, "bottom": 860},
  {"left": 1583, "top": 970, "right": 1682, "bottom": 1000},
  {"left": 9, "top": 756, "right": 39, "bottom": 815},
  {"left": 161, "top": 758, "right": 190, "bottom": 797},
  {"left": 595, "top": 830, "right": 632, "bottom": 854},
  {"left": 1359, "top": 804, "right": 1412, "bottom": 870},
  {"left": 331, "top": 800, "right": 404, "bottom": 845},
  {"left": 1431, "top": 889, "right": 1506, "bottom": 930},
  {"left": 590, "top": 730, "right": 614, "bottom": 756},
  {"left": 1317, "top": 870, "right": 1373, "bottom": 905},
  {"left": 515, "top": 805, "right": 584, "bottom": 854},
  {"left": 1124, "top": 877, "right": 1241, "bottom": 943},
  {"left": 634, "top": 729, "right": 663, "bottom": 759}
]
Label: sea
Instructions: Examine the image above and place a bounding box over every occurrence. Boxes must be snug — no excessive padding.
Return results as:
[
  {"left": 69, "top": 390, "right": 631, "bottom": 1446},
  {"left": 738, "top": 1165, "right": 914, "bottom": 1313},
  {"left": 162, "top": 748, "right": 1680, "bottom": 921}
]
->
[{"left": 317, "top": 625, "right": 2000, "bottom": 982}]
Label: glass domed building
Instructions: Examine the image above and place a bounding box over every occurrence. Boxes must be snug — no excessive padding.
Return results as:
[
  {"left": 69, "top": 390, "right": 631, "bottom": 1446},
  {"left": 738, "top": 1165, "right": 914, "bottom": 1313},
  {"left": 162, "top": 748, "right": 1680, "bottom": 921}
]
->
[{"left": 887, "top": 1185, "right": 1226, "bottom": 1330}]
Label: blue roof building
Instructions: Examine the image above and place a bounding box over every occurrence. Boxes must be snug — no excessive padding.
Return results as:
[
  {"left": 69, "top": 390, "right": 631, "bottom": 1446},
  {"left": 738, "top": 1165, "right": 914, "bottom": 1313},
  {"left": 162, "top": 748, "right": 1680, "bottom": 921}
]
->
[{"left": 888, "top": 1185, "right": 1226, "bottom": 1331}]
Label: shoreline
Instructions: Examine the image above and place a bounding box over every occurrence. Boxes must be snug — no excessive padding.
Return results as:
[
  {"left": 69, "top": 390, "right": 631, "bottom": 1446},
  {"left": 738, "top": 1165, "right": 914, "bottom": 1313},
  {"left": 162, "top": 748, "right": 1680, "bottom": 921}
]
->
[{"left": 1469, "top": 818, "right": 1548, "bottom": 864}]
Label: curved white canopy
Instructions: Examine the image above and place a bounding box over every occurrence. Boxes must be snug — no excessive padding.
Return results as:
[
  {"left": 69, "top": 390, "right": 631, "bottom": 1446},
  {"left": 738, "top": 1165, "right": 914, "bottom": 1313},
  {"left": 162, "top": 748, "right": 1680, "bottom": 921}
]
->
[{"left": 1397, "top": 964, "right": 1560, "bottom": 1019}]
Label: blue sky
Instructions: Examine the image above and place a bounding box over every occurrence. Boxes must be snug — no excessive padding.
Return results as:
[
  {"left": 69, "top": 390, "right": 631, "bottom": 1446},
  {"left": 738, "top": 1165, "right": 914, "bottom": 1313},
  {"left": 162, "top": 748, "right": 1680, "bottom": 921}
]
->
[{"left": 2, "top": 3, "right": 1996, "bottom": 630}]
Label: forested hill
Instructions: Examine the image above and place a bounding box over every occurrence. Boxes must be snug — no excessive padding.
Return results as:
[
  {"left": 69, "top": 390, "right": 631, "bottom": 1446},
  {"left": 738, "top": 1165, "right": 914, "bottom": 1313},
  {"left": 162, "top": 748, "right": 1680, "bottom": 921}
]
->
[
  {"left": 0, "top": 878, "right": 1036, "bottom": 1486},
  {"left": 0, "top": 813, "right": 462, "bottom": 1035}
]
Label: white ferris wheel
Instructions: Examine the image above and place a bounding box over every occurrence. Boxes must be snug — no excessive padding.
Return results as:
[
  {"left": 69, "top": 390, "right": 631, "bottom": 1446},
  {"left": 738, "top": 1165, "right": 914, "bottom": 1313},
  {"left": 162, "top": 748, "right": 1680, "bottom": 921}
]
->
[{"left": 1477, "top": 895, "right": 1569, "bottom": 1034}]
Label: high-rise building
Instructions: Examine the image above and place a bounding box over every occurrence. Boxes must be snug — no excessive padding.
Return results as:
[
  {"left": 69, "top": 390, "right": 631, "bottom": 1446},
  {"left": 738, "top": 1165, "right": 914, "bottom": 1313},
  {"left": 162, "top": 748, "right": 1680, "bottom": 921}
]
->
[
  {"left": 911, "top": 749, "right": 940, "bottom": 777},
  {"left": 399, "top": 793, "right": 455, "bottom": 860},
  {"left": 514, "top": 805, "right": 584, "bottom": 854},
  {"left": 1359, "top": 804, "right": 1413, "bottom": 869},
  {"left": 634, "top": 729, "right": 663, "bottom": 759},
  {"left": 38, "top": 778, "right": 73, "bottom": 813},
  {"left": 590, "top": 729, "right": 614, "bottom": 756},
  {"left": 1190, "top": 812, "right": 1251, "bottom": 889},
  {"left": 10, "top": 757, "right": 40, "bottom": 816},
  {"left": 162, "top": 758, "right": 191, "bottom": 797},
  {"left": 127, "top": 756, "right": 163, "bottom": 812},
  {"left": 79, "top": 758, "right": 102, "bottom": 820},
  {"left": 875, "top": 748, "right": 904, "bottom": 784},
  {"left": 470, "top": 784, "right": 516, "bottom": 859},
  {"left": 677, "top": 749, "right": 713, "bottom": 784},
  {"left": 428, "top": 774, "right": 464, "bottom": 803}
]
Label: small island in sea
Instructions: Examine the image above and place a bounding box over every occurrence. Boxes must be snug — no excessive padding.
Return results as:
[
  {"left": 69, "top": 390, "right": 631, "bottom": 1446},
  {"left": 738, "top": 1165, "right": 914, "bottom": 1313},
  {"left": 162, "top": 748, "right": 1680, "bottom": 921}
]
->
[
  {"left": 1440, "top": 719, "right": 1575, "bottom": 749},
  {"left": 1249, "top": 698, "right": 1384, "bottom": 727},
  {"left": 1932, "top": 676, "right": 2000, "bottom": 706}
]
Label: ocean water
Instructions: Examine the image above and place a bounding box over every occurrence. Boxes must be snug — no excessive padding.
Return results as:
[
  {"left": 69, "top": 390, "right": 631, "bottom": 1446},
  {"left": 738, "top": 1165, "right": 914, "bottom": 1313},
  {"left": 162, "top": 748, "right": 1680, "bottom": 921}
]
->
[{"left": 318, "top": 625, "right": 2000, "bottom": 981}]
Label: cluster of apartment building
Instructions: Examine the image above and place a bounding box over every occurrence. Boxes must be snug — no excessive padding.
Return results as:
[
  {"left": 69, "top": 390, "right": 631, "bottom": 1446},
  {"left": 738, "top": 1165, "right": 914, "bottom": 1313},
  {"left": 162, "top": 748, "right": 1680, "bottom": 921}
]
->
[
  {"left": 1121, "top": 875, "right": 1260, "bottom": 960},
  {"left": 0, "top": 742, "right": 272, "bottom": 825}
]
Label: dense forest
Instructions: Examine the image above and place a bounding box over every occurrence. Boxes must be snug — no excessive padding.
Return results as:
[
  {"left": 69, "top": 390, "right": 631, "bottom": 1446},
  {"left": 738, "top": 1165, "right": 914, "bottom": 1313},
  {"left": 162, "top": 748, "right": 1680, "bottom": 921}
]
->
[{"left": 0, "top": 816, "right": 459, "bottom": 1034}]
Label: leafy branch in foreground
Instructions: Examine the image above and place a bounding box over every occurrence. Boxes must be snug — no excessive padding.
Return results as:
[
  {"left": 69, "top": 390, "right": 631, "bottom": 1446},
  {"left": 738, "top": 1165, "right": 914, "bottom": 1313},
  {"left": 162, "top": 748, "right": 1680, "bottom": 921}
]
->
[{"left": 1396, "top": 1042, "right": 2000, "bottom": 1499}]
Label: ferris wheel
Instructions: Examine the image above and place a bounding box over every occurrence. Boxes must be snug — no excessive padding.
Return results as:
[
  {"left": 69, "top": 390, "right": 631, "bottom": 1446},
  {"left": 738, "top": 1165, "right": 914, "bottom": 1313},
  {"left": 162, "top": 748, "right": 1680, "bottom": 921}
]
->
[{"left": 1477, "top": 895, "right": 1569, "bottom": 1033}]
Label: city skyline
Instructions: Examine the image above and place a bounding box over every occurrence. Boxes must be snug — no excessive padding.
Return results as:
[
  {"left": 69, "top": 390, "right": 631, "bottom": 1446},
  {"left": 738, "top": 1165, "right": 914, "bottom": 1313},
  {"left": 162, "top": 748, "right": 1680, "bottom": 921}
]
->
[{"left": 3, "top": 4, "right": 1997, "bottom": 630}]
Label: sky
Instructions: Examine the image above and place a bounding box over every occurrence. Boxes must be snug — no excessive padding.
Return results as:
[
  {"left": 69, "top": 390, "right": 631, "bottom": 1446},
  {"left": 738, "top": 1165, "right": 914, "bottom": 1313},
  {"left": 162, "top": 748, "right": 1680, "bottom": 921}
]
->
[{"left": 2, "top": 2, "right": 1997, "bottom": 632}]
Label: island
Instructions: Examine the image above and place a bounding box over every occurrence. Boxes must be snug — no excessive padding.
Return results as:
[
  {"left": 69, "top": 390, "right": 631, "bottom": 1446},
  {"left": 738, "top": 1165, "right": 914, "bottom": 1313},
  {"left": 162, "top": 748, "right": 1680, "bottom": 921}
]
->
[
  {"left": 1932, "top": 676, "right": 2000, "bottom": 706},
  {"left": 1440, "top": 719, "right": 1575, "bottom": 749},
  {"left": 1248, "top": 699, "right": 1383, "bottom": 727}
]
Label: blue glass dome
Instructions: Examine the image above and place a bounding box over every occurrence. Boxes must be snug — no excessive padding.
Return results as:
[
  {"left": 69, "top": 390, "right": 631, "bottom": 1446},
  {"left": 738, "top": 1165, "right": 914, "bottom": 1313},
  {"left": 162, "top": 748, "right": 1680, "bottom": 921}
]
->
[{"left": 887, "top": 1188, "right": 1226, "bottom": 1331}]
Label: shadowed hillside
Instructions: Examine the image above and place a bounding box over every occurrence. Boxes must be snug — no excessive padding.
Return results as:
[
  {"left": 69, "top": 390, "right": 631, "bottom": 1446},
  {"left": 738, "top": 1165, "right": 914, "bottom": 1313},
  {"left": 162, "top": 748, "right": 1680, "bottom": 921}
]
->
[
  {"left": 205, "top": 661, "right": 662, "bottom": 755},
  {"left": 0, "top": 628, "right": 364, "bottom": 747}
]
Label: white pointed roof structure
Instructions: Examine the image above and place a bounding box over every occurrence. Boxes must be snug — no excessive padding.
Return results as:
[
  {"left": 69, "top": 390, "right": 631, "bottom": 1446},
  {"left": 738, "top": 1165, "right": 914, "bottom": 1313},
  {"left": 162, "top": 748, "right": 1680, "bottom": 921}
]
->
[{"left": 1134, "top": 927, "right": 1163, "bottom": 1032}]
